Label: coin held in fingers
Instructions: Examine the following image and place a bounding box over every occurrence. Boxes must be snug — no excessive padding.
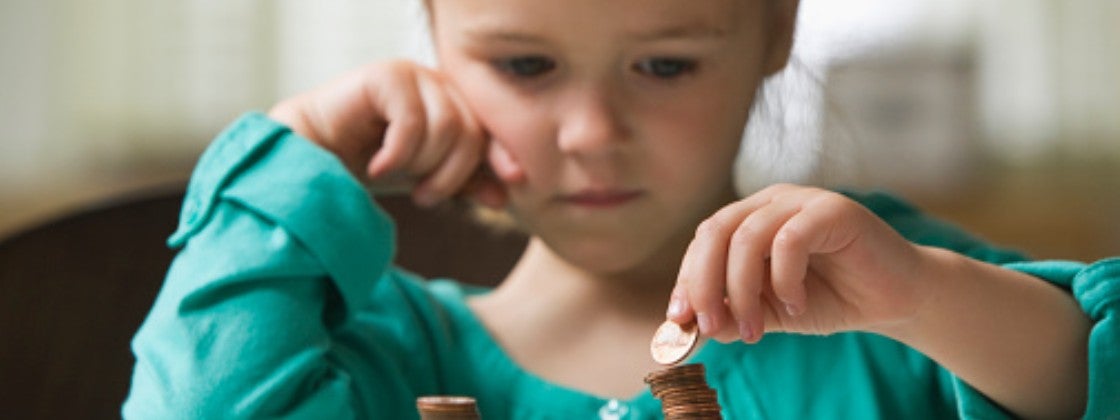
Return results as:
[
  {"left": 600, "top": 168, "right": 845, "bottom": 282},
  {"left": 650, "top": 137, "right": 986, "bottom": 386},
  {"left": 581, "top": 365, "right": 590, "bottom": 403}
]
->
[{"left": 650, "top": 320, "right": 699, "bottom": 365}]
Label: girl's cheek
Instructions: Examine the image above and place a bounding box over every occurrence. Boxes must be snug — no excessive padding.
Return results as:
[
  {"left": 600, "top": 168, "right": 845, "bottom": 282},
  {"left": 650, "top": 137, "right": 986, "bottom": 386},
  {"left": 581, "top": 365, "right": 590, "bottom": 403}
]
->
[
  {"left": 473, "top": 103, "right": 552, "bottom": 178},
  {"left": 492, "top": 129, "right": 551, "bottom": 185}
]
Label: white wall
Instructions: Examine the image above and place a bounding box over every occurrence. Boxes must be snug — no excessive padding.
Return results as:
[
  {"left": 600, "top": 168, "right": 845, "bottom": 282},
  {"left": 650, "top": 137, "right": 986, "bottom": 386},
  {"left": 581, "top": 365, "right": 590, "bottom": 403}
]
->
[
  {"left": 275, "top": 0, "right": 422, "bottom": 96},
  {"left": 1, "top": 0, "right": 53, "bottom": 190},
  {"left": 0, "top": 0, "right": 1116, "bottom": 199},
  {"left": 0, "top": 0, "right": 418, "bottom": 195},
  {"left": 977, "top": 0, "right": 1120, "bottom": 162}
]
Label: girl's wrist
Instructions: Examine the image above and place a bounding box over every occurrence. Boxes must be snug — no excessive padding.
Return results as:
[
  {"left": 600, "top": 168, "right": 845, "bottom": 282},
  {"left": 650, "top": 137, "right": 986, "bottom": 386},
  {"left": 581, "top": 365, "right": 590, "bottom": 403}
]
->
[
  {"left": 268, "top": 98, "right": 320, "bottom": 144},
  {"left": 867, "top": 245, "right": 961, "bottom": 345}
]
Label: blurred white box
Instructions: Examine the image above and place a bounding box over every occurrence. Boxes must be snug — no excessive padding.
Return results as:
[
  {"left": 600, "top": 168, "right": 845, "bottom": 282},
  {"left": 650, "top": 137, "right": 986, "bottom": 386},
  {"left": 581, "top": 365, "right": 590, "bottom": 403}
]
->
[{"left": 821, "top": 51, "right": 981, "bottom": 195}]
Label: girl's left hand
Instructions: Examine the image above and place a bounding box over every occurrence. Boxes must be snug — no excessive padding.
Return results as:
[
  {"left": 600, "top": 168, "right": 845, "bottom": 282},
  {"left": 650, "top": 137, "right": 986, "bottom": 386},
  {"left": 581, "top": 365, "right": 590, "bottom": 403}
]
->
[{"left": 666, "top": 184, "right": 931, "bottom": 343}]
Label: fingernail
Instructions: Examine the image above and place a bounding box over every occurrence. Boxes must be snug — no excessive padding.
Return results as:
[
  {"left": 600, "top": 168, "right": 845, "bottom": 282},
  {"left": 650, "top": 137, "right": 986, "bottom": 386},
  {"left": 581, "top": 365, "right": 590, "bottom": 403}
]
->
[
  {"left": 738, "top": 321, "right": 754, "bottom": 342},
  {"left": 785, "top": 302, "right": 801, "bottom": 317},
  {"left": 666, "top": 298, "right": 684, "bottom": 319},
  {"left": 697, "top": 313, "right": 712, "bottom": 335}
]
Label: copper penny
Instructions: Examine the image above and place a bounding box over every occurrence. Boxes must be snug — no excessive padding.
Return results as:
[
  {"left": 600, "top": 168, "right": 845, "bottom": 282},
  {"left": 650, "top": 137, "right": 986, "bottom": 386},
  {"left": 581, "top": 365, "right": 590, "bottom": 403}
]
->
[{"left": 650, "top": 320, "right": 699, "bottom": 365}]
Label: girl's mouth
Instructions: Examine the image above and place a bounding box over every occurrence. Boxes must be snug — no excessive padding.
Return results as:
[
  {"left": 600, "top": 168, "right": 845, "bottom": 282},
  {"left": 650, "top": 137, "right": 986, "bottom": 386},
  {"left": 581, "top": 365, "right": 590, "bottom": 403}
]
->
[{"left": 559, "top": 189, "right": 644, "bottom": 208}]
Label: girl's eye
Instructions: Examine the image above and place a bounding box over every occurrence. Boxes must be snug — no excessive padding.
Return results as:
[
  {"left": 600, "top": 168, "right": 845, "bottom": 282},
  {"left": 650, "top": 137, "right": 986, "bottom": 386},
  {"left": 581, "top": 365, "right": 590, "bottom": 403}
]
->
[
  {"left": 634, "top": 58, "right": 698, "bottom": 79},
  {"left": 493, "top": 56, "right": 556, "bottom": 78}
]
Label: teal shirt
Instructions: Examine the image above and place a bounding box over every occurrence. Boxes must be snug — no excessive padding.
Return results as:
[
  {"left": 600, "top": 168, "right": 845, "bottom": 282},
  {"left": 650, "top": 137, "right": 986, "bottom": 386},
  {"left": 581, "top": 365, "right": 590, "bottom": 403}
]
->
[{"left": 123, "top": 113, "right": 1120, "bottom": 419}]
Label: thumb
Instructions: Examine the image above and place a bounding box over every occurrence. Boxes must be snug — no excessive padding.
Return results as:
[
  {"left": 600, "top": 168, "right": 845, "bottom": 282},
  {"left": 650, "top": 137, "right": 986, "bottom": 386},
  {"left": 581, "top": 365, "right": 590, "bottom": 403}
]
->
[{"left": 487, "top": 139, "right": 525, "bottom": 184}]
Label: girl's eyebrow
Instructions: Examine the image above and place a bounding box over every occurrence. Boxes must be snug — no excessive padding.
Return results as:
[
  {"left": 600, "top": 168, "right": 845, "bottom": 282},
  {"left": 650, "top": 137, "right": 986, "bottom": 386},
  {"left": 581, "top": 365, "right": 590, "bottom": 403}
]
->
[
  {"left": 463, "top": 22, "right": 728, "bottom": 44},
  {"left": 629, "top": 23, "right": 729, "bottom": 41},
  {"left": 466, "top": 29, "right": 545, "bottom": 44}
]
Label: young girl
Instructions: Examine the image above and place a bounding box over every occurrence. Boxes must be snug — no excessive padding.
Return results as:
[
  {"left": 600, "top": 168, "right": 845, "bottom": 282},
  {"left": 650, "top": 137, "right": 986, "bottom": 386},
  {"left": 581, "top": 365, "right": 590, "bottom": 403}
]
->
[{"left": 123, "top": 0, "right": 1118, "bottom": 418}]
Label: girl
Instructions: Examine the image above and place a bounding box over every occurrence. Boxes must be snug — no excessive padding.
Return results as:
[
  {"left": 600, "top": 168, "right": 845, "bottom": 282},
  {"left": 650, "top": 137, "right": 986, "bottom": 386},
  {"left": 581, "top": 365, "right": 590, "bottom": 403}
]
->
[{"left": 124, "top": 0, "right": 1118, "bottom": 418}]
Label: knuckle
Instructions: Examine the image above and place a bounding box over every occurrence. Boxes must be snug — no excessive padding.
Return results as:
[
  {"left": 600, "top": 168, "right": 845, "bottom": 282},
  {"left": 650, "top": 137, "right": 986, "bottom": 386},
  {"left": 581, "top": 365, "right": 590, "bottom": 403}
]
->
[
  {"left": 396, "top": 114, "right": 426, "bottom": 138},
  {"left": 367, "top": 60, "right": 412, "bottom": 85},
  {"left": 729, "top": 220, "right": 761, "bottom": 249},
  {"left": 430, "top": 112, "right": 460, "bottom": 145},
  {"left": 769, "top": 264, "right": 797, "bottom": 287},
  {"left": 383, "top": 59, "right": 415, "bottom": 76},
  {"left": 773, "top": 224, "right": 803, "bottom": 251},
  {"left": 815, "top": 190, "right": 849, "bottom": 208},
  {"left": 695, "top": 217, "right": 728, "bottom": 238},
  {"left": 766, "top": 182, "right": 792, "bottom": 192}
]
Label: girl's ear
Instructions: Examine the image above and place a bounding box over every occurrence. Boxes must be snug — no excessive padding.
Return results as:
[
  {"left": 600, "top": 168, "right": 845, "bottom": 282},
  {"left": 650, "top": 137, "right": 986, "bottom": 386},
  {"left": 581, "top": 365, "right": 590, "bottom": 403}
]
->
[{"left": 762, "top": 0, "right": 800, "bottom": 76}]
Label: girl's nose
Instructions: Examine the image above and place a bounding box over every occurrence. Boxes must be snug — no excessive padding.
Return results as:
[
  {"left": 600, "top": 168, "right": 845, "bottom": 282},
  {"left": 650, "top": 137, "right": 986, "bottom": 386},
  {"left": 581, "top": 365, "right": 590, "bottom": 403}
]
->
[{"left": 556, "top": 88, "right": 628, "bottom": 158}]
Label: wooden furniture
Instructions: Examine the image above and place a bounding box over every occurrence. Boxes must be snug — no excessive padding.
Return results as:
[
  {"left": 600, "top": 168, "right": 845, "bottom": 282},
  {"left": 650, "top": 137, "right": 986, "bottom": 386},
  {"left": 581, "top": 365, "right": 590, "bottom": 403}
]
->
[{"left": 0, "top": 185, "right": 525, "bottom": 419}]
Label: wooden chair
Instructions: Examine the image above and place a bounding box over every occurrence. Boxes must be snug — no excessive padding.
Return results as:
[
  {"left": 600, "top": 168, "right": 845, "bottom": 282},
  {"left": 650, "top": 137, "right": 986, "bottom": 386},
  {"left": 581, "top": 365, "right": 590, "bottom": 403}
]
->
[{"left": 0, "top": 184, "right": 526, "bottom": 419}]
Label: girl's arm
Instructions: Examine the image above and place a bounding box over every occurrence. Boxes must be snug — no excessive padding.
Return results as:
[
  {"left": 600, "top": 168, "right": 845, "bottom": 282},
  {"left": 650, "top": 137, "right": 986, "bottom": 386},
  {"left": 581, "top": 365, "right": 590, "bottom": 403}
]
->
[
  {"left": 876, "top": 246, "right": 1091, "bottom": 419},
  {"left": 668, "top": 184, "right": 1117, "bottom": 419},
  {"left": 125, "top": 61, "right": 504, "bottom": 418},
  {"left": 125, "top": 113, "right": 408, "bottom": 417}
]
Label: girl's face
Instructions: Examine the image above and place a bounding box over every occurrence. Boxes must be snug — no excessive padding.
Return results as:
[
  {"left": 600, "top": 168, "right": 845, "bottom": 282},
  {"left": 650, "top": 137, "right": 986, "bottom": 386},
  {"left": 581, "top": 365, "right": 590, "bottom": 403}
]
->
[{"left": 430, "top": 0, "right": 795, "bottom": 276}]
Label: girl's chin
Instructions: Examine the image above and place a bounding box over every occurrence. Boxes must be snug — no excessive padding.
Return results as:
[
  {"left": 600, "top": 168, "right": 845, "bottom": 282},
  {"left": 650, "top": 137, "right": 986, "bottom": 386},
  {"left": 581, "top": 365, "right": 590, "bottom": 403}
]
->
[{"left": 552, "top": 239, "right": 659, "bottom": 276}]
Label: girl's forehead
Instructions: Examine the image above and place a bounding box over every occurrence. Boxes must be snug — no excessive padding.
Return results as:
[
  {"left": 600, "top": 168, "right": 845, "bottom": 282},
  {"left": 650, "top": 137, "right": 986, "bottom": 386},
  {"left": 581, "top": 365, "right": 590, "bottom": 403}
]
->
[{"left": 428, "top": 0, "right": 756, "bottom": 37}]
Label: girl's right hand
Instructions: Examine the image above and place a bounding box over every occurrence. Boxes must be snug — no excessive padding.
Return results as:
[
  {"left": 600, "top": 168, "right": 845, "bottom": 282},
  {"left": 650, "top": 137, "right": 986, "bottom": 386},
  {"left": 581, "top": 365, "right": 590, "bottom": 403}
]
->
[{"left": 267, "top": 60, "right": 511, "bottom": 209}]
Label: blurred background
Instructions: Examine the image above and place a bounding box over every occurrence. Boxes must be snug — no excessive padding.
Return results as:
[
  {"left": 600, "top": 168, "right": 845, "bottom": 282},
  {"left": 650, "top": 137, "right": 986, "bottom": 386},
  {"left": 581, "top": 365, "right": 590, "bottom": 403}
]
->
[{"left": 1, "top": 0, "right": 1117, "bottom": 260}]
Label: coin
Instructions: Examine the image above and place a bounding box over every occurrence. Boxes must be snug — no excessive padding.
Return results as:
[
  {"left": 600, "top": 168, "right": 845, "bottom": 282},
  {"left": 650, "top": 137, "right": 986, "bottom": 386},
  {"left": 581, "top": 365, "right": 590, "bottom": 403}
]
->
[
  {"left": 416, "top": 396, "right": 481, "bottom": 420},
  {"left": 644, "top": 363, "right": 723, "bottom": 419},
  {"left": 650, "top": 320, "right": 699, "bottom": 365}
]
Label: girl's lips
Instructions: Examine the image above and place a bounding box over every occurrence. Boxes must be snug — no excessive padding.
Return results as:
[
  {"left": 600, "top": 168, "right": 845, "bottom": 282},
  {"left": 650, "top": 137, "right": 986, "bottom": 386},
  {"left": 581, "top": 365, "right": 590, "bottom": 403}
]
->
[{"left": 560, "top": 189, "right": 644, "bottom": 208}]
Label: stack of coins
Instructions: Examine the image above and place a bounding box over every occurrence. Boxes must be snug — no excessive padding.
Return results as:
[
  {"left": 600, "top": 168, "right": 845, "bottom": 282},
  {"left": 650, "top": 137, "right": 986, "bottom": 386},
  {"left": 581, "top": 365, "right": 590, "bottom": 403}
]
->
[
  {"left": 644, "top": 363, "right": 723, "bottom": 419},
  {"left": 415, "top": 396, "right": 481, "bottom": 420}
]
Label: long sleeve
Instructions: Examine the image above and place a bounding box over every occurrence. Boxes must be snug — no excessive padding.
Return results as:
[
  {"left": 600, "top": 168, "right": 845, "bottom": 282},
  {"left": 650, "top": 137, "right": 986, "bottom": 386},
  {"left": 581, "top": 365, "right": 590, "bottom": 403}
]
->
[
  {"left": 122, "top": 113, "right": 424, "bottom": 418},
  {"left": 995, "top": 259, "right": 1120, "bottom": 419},
  {"left": 849, "top": 190, "right": 1120, "bottom": 419}
]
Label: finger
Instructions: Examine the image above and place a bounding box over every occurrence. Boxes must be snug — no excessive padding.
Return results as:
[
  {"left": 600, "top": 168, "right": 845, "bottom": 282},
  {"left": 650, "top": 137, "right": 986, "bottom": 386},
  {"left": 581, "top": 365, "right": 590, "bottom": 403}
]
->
[
  {"left": 440, "top": 70, "right": 486, "bottom": 149},
  {"left": 770, "top": 214, "right": 811, "bottom": 317},
  {"left": 770, "top": 192, "right": 856, "bottom": 315},
  {"left": 758, "top": 283, "right": 791, "bottom": 334},
  {"left": 300, "top": 83, "right": 383, "bottom": 175},
  {"left": 667, "top": 240, "right": 699, "bottom": 324},
  {"left": 407, "top": 71, "right": 461, "bottom": 177},
  {"left": 367, "top": 69, "right": 427, "bottom": 179},
  {"left": 412, "top": 134, "right": 484, "bottom": 207},
  {"left": 682, "top": 216, "right": 738, "bottom": 337},
  {"left": 414, "top": 73, "right": 490, "bottom": 206},
  {"left": 676, "top": 185, "right": 808, "bottom": 337},
  {"left": 710, "top": 298, "right": 745, "bottom": 343},
  {"left": 726, "top": 203, "right": 799, "bottom": 343},
  {"left": 678, "top": 196, "right": 776, "bottom": 335},
  {"left": 666, "top": 285, "right": 694, "bottom": 324}
]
